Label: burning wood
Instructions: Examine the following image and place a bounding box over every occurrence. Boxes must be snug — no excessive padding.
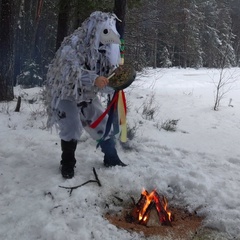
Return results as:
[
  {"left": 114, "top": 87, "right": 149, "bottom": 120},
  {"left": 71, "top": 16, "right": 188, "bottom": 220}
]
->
[{"left": 126, "top": 189, "right": 173, "bottom": 227}]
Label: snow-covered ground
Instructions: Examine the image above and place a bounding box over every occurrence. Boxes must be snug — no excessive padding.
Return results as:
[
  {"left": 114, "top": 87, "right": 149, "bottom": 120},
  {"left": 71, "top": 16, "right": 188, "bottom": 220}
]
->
[{"left": 1, "top": 67, "right": 240, "bottom": 240}]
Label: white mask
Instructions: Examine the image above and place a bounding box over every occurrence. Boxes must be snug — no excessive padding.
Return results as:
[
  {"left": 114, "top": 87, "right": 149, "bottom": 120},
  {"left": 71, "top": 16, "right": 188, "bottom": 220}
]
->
[{"left": 99, "top": 27, "right": 121, "bottom": 45}]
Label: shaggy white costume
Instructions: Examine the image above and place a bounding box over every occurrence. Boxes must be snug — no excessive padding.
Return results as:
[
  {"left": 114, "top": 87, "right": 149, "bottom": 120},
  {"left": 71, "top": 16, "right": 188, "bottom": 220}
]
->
[{"left": 46, "top": 11, "right": 121, "bottom": 141}]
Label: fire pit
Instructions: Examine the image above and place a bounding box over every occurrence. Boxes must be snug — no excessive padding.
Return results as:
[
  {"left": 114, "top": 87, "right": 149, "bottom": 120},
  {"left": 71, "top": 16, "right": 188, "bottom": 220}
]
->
[{"left": 105, "top": 189, "right": 204, "bottom": 239}]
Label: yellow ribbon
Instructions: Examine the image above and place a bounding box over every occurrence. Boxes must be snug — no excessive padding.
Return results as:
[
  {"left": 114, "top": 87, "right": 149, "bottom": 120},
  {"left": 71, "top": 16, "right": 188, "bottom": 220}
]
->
[{"left": 118, "top": 90, "right": 127, "bottom": 142}]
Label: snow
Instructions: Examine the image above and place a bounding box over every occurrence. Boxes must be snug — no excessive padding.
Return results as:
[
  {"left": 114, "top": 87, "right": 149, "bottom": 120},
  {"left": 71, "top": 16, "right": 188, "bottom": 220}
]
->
[{"left": 1, "top": 67, "right": 240, "bottom": 240}]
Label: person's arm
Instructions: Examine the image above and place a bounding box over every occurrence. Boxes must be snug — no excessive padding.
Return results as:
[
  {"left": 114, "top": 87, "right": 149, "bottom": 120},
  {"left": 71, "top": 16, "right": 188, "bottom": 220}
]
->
[
  {"left": 81, "top": 68, "right": 98, "bottom": 87},
  {"left": 81, "top": 68, "right": 110, "bottom": 89}
]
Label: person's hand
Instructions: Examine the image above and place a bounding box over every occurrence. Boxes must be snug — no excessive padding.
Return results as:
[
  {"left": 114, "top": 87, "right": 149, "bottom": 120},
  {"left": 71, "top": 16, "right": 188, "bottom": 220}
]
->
[{"left": 94, "top": 76, "right": 109, "bottom": 89}]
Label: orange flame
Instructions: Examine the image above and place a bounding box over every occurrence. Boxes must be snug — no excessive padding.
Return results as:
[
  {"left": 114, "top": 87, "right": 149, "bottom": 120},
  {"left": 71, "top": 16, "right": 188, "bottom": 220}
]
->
[
  {"left": 138, "top": 189, "right": 154, "bottom": 222},
  {"left": 163, "top": 196, "right": 172, "bottom": 221},
  {"left": 138, "top": 189, "right": 172, "bottom": 224}
]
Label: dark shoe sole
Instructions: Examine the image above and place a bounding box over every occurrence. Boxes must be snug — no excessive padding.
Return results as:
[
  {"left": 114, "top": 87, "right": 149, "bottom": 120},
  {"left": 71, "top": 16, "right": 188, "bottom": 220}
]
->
[
  {"left": 62, "top": 171, "right": 74, "bottom": 179},
  {"left": 60, "top": 166, "right": 74, "bottom": 179},
  {"left": 103, "top": 161, "right": 127, "bottom": 167}
]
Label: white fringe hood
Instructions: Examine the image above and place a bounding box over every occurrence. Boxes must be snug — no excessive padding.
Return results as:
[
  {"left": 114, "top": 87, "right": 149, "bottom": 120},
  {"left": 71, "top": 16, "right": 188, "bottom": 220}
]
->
[{"left": 46, "top": 11, "right": 121, "bottom": 128}]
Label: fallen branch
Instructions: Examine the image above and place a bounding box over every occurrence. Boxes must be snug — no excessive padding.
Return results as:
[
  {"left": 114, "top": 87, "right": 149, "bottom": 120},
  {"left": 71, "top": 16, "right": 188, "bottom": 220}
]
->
[{"left": 59, "top": 167, "right": 101, "bottom": 196}]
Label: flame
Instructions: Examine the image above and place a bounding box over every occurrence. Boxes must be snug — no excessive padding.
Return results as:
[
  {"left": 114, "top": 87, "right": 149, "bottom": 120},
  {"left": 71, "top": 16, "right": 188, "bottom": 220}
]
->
[
  {"left": 138, "top": 189, "right": 172, "bottom": 224},
  {"left": 138, "top": 189, "right": 154, "bottom": 222},
  {"left": 163, "top": 196, "right": 172, "bottom": 221}
]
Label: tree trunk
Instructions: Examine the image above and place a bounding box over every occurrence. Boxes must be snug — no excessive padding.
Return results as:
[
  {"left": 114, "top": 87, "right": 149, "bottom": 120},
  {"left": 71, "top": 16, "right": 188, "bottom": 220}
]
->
[
  {"left": 55, "top": 0, "right": 71, "bottom": 51},
  {"left": 114, "top": 0, "right": 127, "bottom": 64},
  {"left": 114, "top": 0, "right": 127, "bottom": 39},
  {"left": 0, "top": 0, "right": 14, "bottom": 101},
  {"left": 32, "top": 0, "right": 44, "bottom": 62},
  {"left": 14, "top": 96, "right": 22, "bottom": 112}
]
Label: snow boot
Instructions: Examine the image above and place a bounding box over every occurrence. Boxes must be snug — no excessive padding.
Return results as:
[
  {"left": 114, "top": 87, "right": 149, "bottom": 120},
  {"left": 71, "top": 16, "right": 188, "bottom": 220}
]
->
[
  {"left": 60, "top": 139, "right": 77, "bottom": 179},
  {"left": 99, "top": 138, "right": 127, "bottom": 167}
]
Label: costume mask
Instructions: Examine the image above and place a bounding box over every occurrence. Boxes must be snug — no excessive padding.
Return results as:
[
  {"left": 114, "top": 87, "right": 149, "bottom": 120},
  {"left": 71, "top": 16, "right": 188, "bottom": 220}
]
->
[{"left": 99, "top": 26, "right": 121, "bottom": 45}]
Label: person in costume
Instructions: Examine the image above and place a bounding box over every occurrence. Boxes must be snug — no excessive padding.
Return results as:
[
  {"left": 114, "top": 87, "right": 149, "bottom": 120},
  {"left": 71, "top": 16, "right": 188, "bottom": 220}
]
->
[{"left": 46, "top": 11, "right": 126, "bottom": 179}]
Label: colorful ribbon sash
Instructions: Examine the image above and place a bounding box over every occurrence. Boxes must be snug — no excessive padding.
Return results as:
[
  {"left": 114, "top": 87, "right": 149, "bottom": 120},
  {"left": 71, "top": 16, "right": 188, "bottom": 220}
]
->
[{"left": 90, "top": 90, "right": 127, "bottom": 143}]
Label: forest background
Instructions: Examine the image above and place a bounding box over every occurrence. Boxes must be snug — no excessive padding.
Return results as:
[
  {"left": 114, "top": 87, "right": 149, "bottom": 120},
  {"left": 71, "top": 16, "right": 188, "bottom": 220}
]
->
[{"left": 0, "top": 0, "right": 240, "bottom": 100}]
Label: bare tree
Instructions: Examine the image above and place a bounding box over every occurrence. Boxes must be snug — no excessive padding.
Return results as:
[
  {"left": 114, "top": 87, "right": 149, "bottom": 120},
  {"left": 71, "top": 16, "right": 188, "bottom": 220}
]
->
[{"left": 213, "top": 47, "right": 239, "bottom": 111}]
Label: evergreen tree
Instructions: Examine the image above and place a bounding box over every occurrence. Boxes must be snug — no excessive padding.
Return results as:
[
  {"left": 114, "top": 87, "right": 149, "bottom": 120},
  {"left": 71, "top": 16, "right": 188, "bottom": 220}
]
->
[
  {"left": 230, "top": 0, "right": 240, "bottom": 65},
  {"left": 160, "top": 47, "right": 172, "bottom": 68},
  {"left": 199, "top": 0, "right": 220, "bottom": 67},
  {"left": 185, "top": 0, "right": 203, "bottom": 68},
  {"left": 215, "top": 0, "right": 236, "bottom": 67}
]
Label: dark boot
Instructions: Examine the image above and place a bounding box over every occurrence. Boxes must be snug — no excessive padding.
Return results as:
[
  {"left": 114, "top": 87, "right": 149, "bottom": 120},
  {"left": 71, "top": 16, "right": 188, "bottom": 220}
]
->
[
  {"left": 60, "top": 139, "right": 77, "bottom": 179},
  {"left": 100, "top": 138, "right": 127, "bottom": 167}
]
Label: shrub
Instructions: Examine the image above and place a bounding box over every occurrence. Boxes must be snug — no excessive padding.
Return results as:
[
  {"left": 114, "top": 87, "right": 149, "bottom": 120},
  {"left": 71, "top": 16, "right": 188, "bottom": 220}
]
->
[{"left": 17, "top": 61, "right": 43, "bottom": 88}]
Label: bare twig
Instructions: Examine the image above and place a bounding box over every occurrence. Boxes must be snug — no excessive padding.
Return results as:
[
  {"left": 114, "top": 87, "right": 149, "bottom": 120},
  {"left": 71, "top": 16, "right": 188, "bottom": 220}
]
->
[
  {"left": 113, "top": 195, "right": 124, "bottom": 202},
  {"left": 59, "top": 167, "right": 101, "bottom": 196},
  {"left": 130, "top": 196, "right": 136, "bottom": 205},
  {"left": 92, "top": 167, "right": 101, "bottom": 187}
]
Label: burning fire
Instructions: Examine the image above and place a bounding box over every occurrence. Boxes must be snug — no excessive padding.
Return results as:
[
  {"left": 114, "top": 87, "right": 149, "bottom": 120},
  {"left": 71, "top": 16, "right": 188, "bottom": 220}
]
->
[{"left": 129, "top": 189, "right": 173, "bottom": 226}]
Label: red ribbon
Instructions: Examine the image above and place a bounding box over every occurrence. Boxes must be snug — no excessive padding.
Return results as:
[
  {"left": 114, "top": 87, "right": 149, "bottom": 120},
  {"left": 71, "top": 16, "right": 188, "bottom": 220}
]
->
[{"left": 90, "top": 92, "right": 119, "bottom": 129}]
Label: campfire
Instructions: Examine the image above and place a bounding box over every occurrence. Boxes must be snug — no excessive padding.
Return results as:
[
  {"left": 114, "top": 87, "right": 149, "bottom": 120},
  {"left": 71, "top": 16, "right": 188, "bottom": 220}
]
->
[
  {"left": 106, "top": 188, "right": 204, "bottom": 239},
  {"left": 126, "top": 189, "right": 173, "bottom": 226}
]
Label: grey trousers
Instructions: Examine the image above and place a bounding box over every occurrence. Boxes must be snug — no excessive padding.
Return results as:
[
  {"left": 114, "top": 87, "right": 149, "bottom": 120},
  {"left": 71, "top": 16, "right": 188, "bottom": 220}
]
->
[{"left": 56, "top": 97, "right": 108, "bottom": 142}]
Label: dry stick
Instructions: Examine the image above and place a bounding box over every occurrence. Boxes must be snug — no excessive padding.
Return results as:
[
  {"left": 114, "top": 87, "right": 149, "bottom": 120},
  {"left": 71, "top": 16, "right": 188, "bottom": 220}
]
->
[
  {"left": 113, "top": 195, "right": 123, "bottom": 202},
  {"left": 130, "top": 196, "right": 136, "bottom": 205},
  {"left": 59, "top": 167, "right": 101, "bottom": 196},
  {"left": 92, "top": 167, "right": 101, "bottom": 187}
]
